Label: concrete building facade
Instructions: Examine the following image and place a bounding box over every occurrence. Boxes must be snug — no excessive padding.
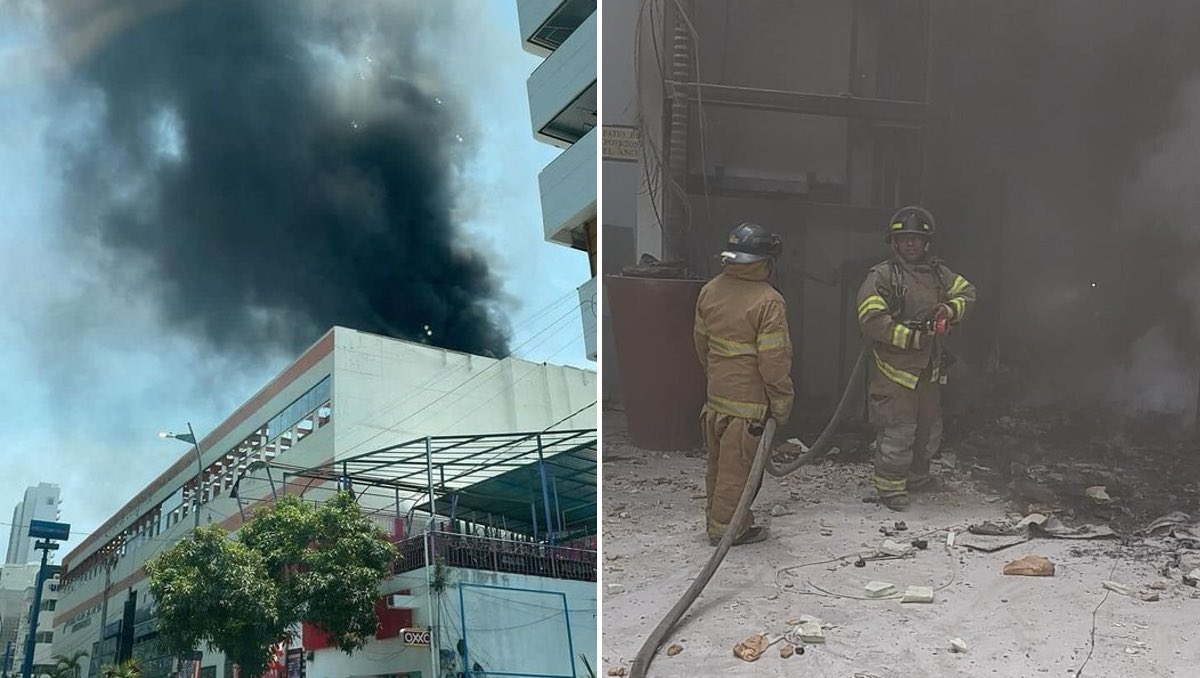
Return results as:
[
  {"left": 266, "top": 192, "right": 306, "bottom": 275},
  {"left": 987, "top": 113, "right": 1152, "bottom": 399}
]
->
[
  {"left": 516, "top": 0, "right": 599, "bottom": 361},
  {"left": 51, "top": 327, "right": 596, "bottom": 678},
  {"left": 6, "top": 484, "right": 62, "bottom": 566}
]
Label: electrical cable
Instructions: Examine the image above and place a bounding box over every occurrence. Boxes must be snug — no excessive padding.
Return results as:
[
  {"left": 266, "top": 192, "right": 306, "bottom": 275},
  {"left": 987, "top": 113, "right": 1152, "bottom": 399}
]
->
[{"left": 1074, "top": 559, "right": 1120, "bottom": 677}]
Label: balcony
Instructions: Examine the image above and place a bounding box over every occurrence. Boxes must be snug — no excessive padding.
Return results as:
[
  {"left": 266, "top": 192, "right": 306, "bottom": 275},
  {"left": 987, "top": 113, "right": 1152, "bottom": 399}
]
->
[
  {"left": 578, "top": 276, "right": 596, "bottom": 361},
  {"left": 527, "top": 11, "right": 596, "bottom": 147},
  {"left": 517, "top": 0, "right": 596, "bottom": 57},
  {"left": 538, "top": 126, "right": 596, "bottom": 247},
  {"left": 394, "top": 532, "right": 596, "bottom": 583}
]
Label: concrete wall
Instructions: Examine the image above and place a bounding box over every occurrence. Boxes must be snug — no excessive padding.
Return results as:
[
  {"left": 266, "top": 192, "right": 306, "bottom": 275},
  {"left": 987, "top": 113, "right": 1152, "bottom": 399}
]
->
[{"left": 308, "top": 566, "right": 596, "bottom": 678}]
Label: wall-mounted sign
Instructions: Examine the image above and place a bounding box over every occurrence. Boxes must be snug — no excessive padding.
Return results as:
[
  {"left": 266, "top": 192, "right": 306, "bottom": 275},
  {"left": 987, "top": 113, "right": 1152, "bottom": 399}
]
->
[
  {"left": 400, "top": 627, "right": 431, "bottom": 647},
  {"left": 602, "top": 125, "right": 640, "bottom": 162}
]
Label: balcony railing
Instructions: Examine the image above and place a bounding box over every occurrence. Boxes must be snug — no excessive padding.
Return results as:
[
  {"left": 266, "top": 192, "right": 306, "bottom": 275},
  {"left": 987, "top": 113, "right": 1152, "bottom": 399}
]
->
[{"left": 393, "top": 532, "right": 596, "bottom": 583}]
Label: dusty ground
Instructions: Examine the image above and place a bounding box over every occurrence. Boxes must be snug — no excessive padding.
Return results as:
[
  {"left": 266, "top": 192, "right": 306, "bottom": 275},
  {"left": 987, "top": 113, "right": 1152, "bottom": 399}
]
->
[{"left": 601, "top": 409, "right": 1200, "bottom": 678}]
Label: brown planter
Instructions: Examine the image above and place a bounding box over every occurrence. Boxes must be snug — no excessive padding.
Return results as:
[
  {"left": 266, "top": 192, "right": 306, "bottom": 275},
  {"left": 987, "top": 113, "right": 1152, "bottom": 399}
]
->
[{"left": 605, "top": 275, "right": 707, "bottom": 450}]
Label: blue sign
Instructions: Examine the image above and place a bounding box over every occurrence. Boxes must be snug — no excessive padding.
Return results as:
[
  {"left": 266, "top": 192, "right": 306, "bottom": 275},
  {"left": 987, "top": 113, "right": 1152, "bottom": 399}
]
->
[{"left": 28, "top": 520, "right": 70, "bottom": 541}]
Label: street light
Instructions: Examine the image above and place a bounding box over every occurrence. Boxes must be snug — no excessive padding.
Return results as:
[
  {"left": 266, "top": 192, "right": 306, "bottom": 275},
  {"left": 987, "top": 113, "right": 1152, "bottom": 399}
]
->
[{"left": 160, "top": 422, "right": 204, "bottom": 529}]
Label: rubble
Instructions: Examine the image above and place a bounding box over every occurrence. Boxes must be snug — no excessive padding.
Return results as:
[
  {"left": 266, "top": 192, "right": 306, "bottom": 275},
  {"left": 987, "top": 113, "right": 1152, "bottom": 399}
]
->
[
  {"left": 1086, "top": 486, "right": 1113, "bottom": 504},
  {"left": 1101, "top": 581, "right": 1133, "bottom": 596},
  {"left": 1150, "top": 580, "right": 1167, "bottom": 590},
  {"left": 606, "top": 668, "right": 628, "bottom": 677},
  {"left": 779, "top": 643, "right": 795, "bottom": 659},
  {"left": 1140, "top": 591, "right": 1160, "bottom": 602},
  {"left": 732, "top": 633, "right": 769, "bottom": 662},
  {"left": 879, "top": 539, "right": 914, "bottom": 557},
  {"left": 865, "top": 581, "right": 897, "bottom": 598},
  {"left": 666, "top": 643, "right": 683, "bottom": 656},
  {"left": 1183, "top": 569, "right": 1200, "bottom": 587},
  {"left": 607, "top": 583, "right": 626, "bottom": 595},
  {"left": 1002, "top": 554, "right": 1055, "bottom": 576},
  {"left": 901, "top": 585, "right": 935, "bottom": 603},
  {"left": 949, "top": 637, "right": 969, "bottom": 653},
  {"left": 769, "top": 504, "right": 793, "bottom": 517},
  {"left": 1017, "top": 513, "right": 1048, "bottom": 528},
  {"left": 793, "top": 616, "right": 826, "bottom": 643}
]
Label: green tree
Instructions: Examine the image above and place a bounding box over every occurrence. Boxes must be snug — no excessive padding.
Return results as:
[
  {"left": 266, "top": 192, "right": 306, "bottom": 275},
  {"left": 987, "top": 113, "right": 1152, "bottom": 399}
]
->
[
  {"left": 47, "top": 651, "right": 89, "bottom": 678},
  {"left": 146, "top": 492, "right": 398, "bottom": 676},
  {"left": 100, "top": 658, "right": 141, "bottom": 678}
]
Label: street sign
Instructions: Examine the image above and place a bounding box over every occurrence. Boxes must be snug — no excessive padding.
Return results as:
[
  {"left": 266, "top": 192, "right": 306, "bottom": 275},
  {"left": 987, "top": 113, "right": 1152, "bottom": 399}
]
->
[
  {"left": 400, "top": 627, "right": 431, "bottom": 647},
  {"left": 28, "top": 520, "right": 70, "bottom": 541}
]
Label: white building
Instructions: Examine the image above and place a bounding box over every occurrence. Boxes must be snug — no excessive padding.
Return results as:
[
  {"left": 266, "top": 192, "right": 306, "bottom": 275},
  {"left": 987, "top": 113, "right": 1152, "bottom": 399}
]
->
[
  {"left": 516, "top": 0, "right": 598, "bottom": 361},
  {"left": 0, "top": 564, "right": 40, "bottom": 677},
  {"left": 9, "top": 567, "right": 59, "bottom": 678},
  {"left": 6, "top": 484, "right": 62, "bottom": 566},
  {"left": 51, "top": 327, "right": 596, "bottom": 678}
]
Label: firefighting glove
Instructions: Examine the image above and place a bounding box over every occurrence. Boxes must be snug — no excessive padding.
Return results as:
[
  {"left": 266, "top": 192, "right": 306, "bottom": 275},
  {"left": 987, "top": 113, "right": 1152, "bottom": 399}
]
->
[{"left": 932, "top": 304, "right": 953, "bottom": 335}]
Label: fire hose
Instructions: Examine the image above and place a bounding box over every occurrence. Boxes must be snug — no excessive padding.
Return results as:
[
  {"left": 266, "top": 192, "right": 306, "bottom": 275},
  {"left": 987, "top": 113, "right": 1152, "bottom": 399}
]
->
[{"left": 628, "top": 346, "right": 869, "bottom": 678}]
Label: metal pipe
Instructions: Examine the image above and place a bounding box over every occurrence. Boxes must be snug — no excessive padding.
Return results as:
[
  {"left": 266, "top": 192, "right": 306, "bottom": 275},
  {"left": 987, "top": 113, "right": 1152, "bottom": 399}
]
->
[{"left": 536, "top": 434, "right": 555, "bottom": 544}]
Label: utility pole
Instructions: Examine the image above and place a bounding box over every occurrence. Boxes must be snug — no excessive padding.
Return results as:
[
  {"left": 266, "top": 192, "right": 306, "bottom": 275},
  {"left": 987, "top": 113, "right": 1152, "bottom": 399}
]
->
[
  {"left": 20, "top": 540, "right": 58, "bottom": 678},
  {"left": 20, "top": 520, "right": 69, "bottom": 678}
]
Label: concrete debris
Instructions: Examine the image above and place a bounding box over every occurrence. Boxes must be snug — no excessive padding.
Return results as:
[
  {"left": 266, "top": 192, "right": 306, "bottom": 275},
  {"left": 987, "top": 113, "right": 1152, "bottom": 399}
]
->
[
  {"left": 732, "top": 633, "right": 769, "bottom": 662},
  {"left": 894, "top": 521, "right": 909, "bottom": 532},
  {"left": 855, "top": 557, "right": 867, "bottom": 567},
  {"left": 912, "top": 538, "right": 929, "bottom": 550},
  {"left": 1017, "top": 513, "right": 1048, "bottom": 528},
  {"left": 606, "top": 668, "right": 628, "bottom": 677},
  {"left": 1101, "top": 581, "right": 1133, "bottom": 596},
  {"left": 769, "top": 504, "right": 793, "bottom": 517},
  {"left": 794, "top": 618, "right": 825, "bottom": 643},
  {"left": 1002, "top": 554, "right": 1055, "bottom": 576},
  {"left": 607, "top": 583, "right": 626, "bottom": 595},
  {"left": 779, "top": 643, "right": 795, "bottom": 659},
  {"left": 969, "top": 521, "right": 1019, "bottom": 536},
  {"left": 949, "top": 637, "right": 968, "bottom": 653},
  {"left": 1182, "top": 569, "right": 1200, "bottom": 587},
  {"left": 879, "top": 539, "right": 915, "bottom": 557},
  {"left": 901, "top": 585, "right": 935, "bottom": 603},
  {"left": 1085, "top": 486, "right": 1113, "bottom": 503},
  {"left": 1150, "top": 580, "right": 1167, "bottom": 590},
  {"left": 946, "top": 530, "right": 956, "bottom": 548},
  {"left": 666, "top": 643, "right": 683, "bottom": 656},
  {"left": 865, "top": 581, "right": 897, "bottom": 598},
  {"left": 1140, "top": 591, "right": 1160, "bottom": 602},
  {"left": 1032, "top": 518, "right": 1116, "bottom": 540}
]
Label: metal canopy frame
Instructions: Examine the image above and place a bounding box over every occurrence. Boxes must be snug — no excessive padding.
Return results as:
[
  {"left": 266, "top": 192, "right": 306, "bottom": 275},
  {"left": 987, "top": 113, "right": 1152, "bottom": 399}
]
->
[{"left": 289, "top": 429, "right": 596, "bottom": 543}]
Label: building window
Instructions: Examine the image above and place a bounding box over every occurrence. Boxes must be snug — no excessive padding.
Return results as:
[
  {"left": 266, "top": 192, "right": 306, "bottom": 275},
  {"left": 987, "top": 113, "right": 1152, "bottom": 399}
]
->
[
  {"left": 40, "top": 600, "right": 56, "bottom": 611},
  {"left": 35, "top": 631, "right": 53, "bottom": 644}
]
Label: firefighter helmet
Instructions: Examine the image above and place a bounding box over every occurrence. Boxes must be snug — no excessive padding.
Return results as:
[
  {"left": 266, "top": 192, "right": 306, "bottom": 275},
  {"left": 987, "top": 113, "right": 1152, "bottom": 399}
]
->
[
  {"left": 720, "top": 222, "right": 781, "bottom": 264},
  {"left": 886, "top": 206, "right": 936, "bottom": 242}
]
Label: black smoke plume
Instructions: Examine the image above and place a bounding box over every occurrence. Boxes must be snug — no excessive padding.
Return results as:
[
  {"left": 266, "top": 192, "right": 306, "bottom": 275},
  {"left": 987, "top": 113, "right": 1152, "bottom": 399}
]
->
[{"left": 52, "top": 0, "right": 510, "bottom": 357}]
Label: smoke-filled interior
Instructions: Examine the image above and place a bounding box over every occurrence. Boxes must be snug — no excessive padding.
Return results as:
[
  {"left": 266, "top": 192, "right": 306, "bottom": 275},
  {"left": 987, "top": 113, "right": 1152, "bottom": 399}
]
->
[
  {"left": 47, "top": 0, "right": 509, "bottom": 358},
  {"left": 934, "top": 0, "right": 1200, "bottom": 416}
]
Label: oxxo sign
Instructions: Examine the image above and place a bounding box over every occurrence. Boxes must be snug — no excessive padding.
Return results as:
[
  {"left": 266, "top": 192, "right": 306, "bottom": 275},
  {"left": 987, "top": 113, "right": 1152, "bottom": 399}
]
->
[{"left": 400, "top": 627, "right": 431, "bottom": 647}]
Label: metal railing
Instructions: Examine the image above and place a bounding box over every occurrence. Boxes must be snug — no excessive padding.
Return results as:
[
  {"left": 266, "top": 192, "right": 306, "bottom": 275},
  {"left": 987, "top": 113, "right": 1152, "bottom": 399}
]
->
[{"left": 393, "top": 532, "right": 596, "bottom": 582}]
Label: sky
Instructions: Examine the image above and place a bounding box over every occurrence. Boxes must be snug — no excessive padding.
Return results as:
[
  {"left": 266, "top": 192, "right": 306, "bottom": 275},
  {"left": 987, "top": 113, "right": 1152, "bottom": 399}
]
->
[{"left": 0, "top": 0, "right": 592, "bottom": 562}]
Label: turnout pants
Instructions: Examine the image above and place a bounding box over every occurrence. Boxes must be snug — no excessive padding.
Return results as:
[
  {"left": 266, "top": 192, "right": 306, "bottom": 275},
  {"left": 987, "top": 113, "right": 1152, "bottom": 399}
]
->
[
  {"left": 869, "top": 368, "right": 943, "bottom": 498},
  {"left": 701, "top": 408, "right": 764, "bottom": 538}
]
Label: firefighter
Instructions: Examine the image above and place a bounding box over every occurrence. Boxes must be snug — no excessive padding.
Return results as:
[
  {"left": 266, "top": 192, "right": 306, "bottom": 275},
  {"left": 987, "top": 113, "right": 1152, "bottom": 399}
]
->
[
  {"left": 694, "top": 222, "right": 794, "bottom": 545},
  {"left": 857, "top": 206, "right": 976, "bottom": 511}
]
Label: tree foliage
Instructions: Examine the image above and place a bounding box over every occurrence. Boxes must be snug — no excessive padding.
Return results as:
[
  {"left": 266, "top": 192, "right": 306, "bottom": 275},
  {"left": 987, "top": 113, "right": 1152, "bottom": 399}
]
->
[
  {"left": 146, "top": 492, "right": 398, "bottom": 676},
  {"left": 100, "top": 659, "right": 141, "bottom": 678}
]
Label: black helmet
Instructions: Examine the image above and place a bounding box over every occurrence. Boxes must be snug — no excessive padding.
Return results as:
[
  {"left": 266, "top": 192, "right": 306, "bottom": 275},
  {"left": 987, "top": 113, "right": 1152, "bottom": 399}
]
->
[
  {"left": 886, "top": 206, "right": 936, "bottom": 242},
  {"left": 720, "top": 222, "right": 781, "bottom": 264}
]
